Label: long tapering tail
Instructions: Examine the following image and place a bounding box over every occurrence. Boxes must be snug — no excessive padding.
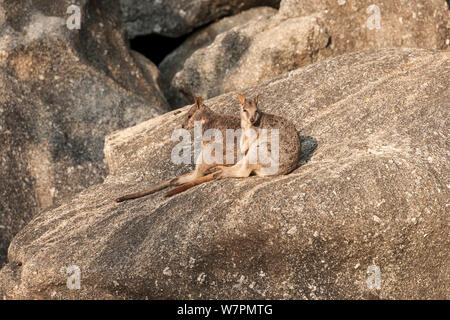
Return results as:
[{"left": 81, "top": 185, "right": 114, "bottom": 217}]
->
[
  {"left": 115, "top": 179, "right": 172, "bottom": 202},
  {"left": 165, "top": 172, "right": 218, "bottom": 197}
]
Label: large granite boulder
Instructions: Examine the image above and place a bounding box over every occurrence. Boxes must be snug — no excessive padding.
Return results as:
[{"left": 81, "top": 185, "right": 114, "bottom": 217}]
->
[
  {"left": 278, "top": 0, "right": 450, "bottom": 54},
  {"left": 0, "top": 0, "right": 169, "bottom": 266},
  {"left": 119, "top": 0, "right": 281, "bottom": 38},
  {"left": 0, "top": 48, "right": 448, "bottom": 299},
  {"left": 159, "top": 6, "right": 278, "bottom": 108},
  {"left": 169, "top": 0, "right": 449, "bottom": 102}
]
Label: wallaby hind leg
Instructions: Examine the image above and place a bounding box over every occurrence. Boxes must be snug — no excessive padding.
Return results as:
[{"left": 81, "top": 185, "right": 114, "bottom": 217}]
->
[
  {"left": 116, "top": 160, "right": 219, "bottom": 202},
  {"left": 169, "top": 170, "right": 197, "bottom": 185},
  {"left": 212, "top": 153, "right": 255, "bottom": 179},
  {"left": 165, "top": 172, "right": 218, "bottom": 197},
  {"left": 165, "top": 161, "right": 253, "bottom": 197},
  {"left": 163, "top": 162, "right": 222, "bottom": 197},
  {"left": 170, "top": 161, "right": 218, "bottom": 185},
  {"left": 213, "top": 162, "right": 253, "bottom": 179}
]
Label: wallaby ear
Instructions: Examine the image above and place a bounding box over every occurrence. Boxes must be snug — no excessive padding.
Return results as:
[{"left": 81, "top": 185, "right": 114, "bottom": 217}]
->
[
  {"left": 237, "top": 93, "right": 246, "bottom": 105},
  {"left": 253, "top": 94, "right": 260, "bottom": 105},
  {"left": 194, "top": 96, "right": 203, "bottom": 109}
]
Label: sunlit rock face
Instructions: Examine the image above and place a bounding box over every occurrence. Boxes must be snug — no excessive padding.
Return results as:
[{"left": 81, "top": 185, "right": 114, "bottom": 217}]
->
[
  {"left": 120, "top": 0, "right": 281, "bottom": 38},
  {"left": 167, "top": 0, "right": 449, "bottom": 102},
  {"left": 1, "top": 49, "right": 448, "bottom": 299}
]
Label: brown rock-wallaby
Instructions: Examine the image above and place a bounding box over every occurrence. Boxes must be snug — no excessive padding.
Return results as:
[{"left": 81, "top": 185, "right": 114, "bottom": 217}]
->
[
  {"left": 115, "top": 96, "right": 241, "bottom": 202},
  {"left": 165, "top": 93, "right": 301, "bottom": 197}
]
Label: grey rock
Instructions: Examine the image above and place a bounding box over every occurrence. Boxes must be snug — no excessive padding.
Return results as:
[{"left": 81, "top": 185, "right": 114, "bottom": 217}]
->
[
  {"left": 159, "top": 7, "right": 278, "bottom": 108},
  {"left": 171, "top": 0, "right": 450, "bottom": 101},
  {"left": 173, "top": 12, "right": 330, "bottom": 102},
  {"left": 0, "top": 0, "right": 169, "bottom": 267},
  {"left": 278, "top": 0, "right": 450, "bottom": 54},
  {"left": 119, "top": 0, "right": 281, "bottom": 38},
  {"left": 1, "top": 48, "right": 448, "bottom": 299}
]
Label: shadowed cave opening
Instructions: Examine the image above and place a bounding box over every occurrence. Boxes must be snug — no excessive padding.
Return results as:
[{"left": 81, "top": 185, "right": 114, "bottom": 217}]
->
[
  {"left": 128, "top": 1, "right": 282, "bottom": 65},
  {"left": 129, "top": 33, "right": 189, "bottom": 65}
]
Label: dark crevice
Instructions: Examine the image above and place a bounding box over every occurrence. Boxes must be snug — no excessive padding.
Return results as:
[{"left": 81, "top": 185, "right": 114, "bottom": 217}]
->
[
  {"left": 128, "top": 1, "right": 282, "bottom": 66},
  {"left": 325, "top": 36, "right": 332, "bottom": 49},
  {"left": 130, "top": 33, "right": 189, "bottom": 65},
  {"left": 129, "top": 19, "right": 218, "bottom": 66}
]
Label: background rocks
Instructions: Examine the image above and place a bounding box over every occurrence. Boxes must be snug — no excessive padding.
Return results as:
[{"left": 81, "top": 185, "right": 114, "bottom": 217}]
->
[
  {"left": 278, "top": 0, "right": 450, "bottom": 53},
  {"left": 0, "top": 0, "right": 169, "bottom": 267},
  {"left": 165, "top": 0, "right": 449, "bottom": 104},
  {"left": 1, "top": 49, "right": 448, "bottom": 299},
  {"left": 120, "top": 0, "right": 281, "bottom": 38},
  {"left": 159, "top": 6, "right": 278, "bottom": 108},
  {"left": 171, "top": 12, "right": 330, "bottom": 103}
]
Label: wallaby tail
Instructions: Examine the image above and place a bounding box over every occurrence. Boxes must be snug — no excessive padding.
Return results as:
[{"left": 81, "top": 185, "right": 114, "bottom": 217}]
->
[
  {"left": 165, "top": 172, "right": 218, "bottom": 197},
  {"left": 115, "top": 179, "right": 172, "bottom": 202}
]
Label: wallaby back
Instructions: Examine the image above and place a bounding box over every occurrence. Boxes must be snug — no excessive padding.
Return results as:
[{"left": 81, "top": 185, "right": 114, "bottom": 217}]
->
[{"left": 256, "top": 112, "right": 301, "bottom": 175}]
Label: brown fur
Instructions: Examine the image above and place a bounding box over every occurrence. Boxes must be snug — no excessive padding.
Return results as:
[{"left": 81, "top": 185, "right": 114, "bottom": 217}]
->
[
  {"left": 165, "top": 94, "right": 301, "bottom": 197},
  {"left": 116, "top": 97, "right": 240, "bottom": 202}
]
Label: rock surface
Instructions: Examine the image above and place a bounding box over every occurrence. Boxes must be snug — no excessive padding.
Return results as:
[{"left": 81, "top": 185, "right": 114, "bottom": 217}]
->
[
  {"left": 119, "top": 0, "right": 281, "bottom": 38},
  {"left": 278, "top": 0, "right": 450, "bottom": 54},
  {"left": 1, "top": 48, "right": 449, "bottom": 299},
  {"left": 170, "top": 0, "right": 450, "bottom": 101},
  {"left": 0, "top": 0, "right": 169, "bottom": 267},
  {"left": 159, "top": 6, "right": 278, "bottom": 108}
]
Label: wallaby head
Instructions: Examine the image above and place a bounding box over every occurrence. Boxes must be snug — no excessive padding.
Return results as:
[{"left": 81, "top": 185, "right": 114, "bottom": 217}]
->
[
  {"left": 238, "top": 93, "right": 260, "bottom": 126},
  {"left": 182, "top": 96, "right": 209, "bottom": 129}
]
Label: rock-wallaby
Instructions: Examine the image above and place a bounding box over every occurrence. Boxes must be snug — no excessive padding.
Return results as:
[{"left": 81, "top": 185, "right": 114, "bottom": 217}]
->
[
  {"left": 115, "top": 96, "right": 241, "bottom": 202},
  {"left": 165, "top": 93, "right": 301, "bottom": 197}
]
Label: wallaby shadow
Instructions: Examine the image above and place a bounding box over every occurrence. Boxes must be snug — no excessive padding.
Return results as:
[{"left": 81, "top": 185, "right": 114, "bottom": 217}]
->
[{"left": 297, "top": 133, "right": 318, "bottom": 168}]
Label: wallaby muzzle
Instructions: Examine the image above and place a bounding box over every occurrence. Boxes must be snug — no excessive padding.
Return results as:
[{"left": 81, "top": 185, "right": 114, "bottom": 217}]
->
[{"left": 250, "top": 111, "right": 260, "bottom": 125}]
